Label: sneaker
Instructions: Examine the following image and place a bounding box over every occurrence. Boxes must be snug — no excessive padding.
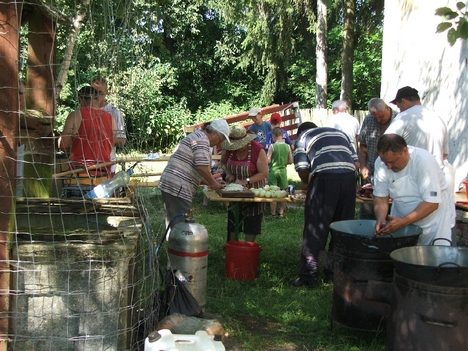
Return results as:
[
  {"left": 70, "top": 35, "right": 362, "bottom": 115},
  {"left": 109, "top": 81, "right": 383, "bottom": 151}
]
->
[{"left": 290, "top": 278, "right": 317, "bottom": 288}]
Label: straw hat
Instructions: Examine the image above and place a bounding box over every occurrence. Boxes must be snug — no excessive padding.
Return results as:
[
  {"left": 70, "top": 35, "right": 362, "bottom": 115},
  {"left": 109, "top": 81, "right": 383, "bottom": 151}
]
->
[{"left": 221, "top": 125, "right": 257, "bottom": 151}]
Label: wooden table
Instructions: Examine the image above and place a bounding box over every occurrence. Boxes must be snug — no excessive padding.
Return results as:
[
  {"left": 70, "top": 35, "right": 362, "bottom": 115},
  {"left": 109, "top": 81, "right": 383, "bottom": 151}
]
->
[{"left": 203, "top": 189, "right": 373, "bottom": 240}]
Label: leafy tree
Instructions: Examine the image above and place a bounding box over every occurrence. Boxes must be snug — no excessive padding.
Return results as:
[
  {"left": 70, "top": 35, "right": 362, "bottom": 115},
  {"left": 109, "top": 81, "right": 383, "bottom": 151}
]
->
[{"left": 435, "top": 2, "right": 468, "bottom": 46}]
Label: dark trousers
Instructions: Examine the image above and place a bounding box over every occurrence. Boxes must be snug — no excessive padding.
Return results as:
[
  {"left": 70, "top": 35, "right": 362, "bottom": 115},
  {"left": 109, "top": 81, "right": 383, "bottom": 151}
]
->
[{"left": 298, "top": 172, "right": 356, "bottom": 282}]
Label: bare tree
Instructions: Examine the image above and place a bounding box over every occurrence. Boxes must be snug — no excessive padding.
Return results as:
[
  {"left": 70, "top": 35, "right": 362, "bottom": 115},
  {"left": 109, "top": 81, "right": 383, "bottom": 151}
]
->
[
  {"left": 340, "top": 0, "right": 356, "bottom": 107},
  {"left": 55, "top": 0, "right": 90, "bottom": 99},
  {"left": 316, "top": 0, "right": 328, "bottom": 108}
]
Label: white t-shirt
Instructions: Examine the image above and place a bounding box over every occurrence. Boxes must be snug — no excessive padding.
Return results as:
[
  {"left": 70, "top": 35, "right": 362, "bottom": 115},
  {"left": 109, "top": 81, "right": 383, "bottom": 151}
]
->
[
  {"left": 374, "top": 146, "right": 455, "bottom": 245},
  {"left": 103, "top": 103, "right": 126, "bottom": 172},
  {"left": 328, "top": 112, "right": 360, "bottom": 145},
  {"left": 384, "top": 105, "right": 448, "bottom": 168}
]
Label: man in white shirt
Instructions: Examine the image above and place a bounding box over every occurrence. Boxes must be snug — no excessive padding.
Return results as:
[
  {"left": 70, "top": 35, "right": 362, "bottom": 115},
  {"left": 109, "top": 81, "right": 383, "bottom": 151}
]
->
[
  {"left": 328, "top": 100, "right": 360, "bottom": 150},
  {"left": 385, "top": 86, "right": 448, "bottom": 168},
  {"left": 92, "top": 77, "right": 127, "bottom": 173},
  {"left": 373, "top": 134, "right": 455, "bottom": 245}
]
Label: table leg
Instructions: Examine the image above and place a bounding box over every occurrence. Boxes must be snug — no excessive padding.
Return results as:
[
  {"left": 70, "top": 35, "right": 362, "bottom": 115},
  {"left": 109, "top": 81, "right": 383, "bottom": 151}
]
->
[{"left": 227, "top": 202, "right": 240, "bottom": 241}]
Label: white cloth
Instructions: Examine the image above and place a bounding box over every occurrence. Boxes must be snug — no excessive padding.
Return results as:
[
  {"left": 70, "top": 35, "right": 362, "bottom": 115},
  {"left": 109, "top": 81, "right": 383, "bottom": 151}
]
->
[
  {"left": 327, "top": 112, "right": 360, "bottom": 148},
  {"left": 374, "top": 146, "right": 455, "bottom": 245},
  {"left": 103, "top": 103, "right": 126, "bottom": 173},
  {"left": 384, "top": 105, "right": 448, "bottom": 168}
]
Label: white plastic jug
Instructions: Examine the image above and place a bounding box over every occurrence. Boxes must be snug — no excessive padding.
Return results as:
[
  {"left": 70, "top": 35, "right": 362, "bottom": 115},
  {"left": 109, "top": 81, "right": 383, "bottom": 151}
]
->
[{"left": 144, "top": 329, "right": 225, "bottom": 351}]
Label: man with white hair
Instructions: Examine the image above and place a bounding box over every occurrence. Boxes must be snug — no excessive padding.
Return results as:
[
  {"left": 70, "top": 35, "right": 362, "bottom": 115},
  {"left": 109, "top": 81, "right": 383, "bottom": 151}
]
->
[{"left": 327, "top": 99, "right": 360, "bottom": 150}]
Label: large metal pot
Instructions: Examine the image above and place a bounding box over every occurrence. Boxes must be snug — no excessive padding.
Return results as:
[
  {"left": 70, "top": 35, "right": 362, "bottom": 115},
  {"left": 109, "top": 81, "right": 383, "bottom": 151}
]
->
[
  {"left": 390, "top": 246, "right": 468, "bottom": 287},
  {"left": 325, "top": 220, "right": 421, "bottom": 332},
  {"left": 330, "top": 220, "right": 422, "bottom": 258},
  {"left": 367, "top": 272, "right": 468, "bottom": 351}
]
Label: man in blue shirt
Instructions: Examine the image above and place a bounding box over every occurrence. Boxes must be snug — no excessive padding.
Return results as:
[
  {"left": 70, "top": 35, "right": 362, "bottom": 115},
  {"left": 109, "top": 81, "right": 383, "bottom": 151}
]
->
[
  {"left": 291, "top": 122, "right": 359, "bottom": 288},
  {"left": 248, "top": 107, "right": 271, "bottom": 150}
]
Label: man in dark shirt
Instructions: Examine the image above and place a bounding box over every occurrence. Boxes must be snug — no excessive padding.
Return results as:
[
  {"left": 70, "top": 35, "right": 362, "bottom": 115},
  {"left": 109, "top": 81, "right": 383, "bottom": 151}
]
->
[{"left": 291, "top": 122, "right": 360, "bottom": 288}]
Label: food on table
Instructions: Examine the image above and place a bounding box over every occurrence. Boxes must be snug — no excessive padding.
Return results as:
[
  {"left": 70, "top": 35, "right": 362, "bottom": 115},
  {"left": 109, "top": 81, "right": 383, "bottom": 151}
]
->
[
  {"left": 224, "top": 183, "right": 245, "bottom": 192},
  {"left": 251, "top": 185, "right": 288, "bottom": 198}
]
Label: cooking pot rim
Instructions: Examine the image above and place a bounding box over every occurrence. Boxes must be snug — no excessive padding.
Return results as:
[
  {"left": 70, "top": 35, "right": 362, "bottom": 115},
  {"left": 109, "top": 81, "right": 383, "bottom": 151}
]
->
[
  {"left": 390, "top": 246, "right": 468, "bottom": 268},
  {"left": 330, "top": 219, "right": 422, "bottom": 238}
]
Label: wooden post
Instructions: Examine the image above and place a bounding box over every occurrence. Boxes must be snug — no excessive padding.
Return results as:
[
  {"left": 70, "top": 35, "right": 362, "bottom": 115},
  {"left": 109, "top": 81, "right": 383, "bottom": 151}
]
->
[
  {"left": 23, "top": 9, "right": 56, "bottom": 197},
  {"left": 0, "top": 1, "right": 20, "bottom": 348}
]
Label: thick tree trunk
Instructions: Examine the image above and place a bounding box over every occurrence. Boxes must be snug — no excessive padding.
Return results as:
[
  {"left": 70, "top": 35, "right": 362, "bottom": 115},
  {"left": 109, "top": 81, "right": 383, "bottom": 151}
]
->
[
  {"left": 316, "top": 0, "right": 328, "bottom": 108},
  {"left": 340, "top": 0, "right": 356, "bottom": 108},
  {"left": 0, "top": 1, "right": 19, "bottom": 347},
  {"left": 55, "top": 0, "right": 90, "bottom": 99}
]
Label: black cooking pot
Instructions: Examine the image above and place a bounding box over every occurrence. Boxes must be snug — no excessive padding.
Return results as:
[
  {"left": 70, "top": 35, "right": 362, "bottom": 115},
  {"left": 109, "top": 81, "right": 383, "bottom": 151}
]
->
[
  {"left": 330, "top": 220, "right": 421, "bottom": 257},
  {"left": 390, "top": 246, "right": 468, "bottom": 287}
]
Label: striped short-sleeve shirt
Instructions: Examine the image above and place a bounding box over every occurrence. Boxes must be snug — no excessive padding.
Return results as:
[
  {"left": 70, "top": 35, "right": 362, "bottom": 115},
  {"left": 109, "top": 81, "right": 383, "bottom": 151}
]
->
[
  {"left": 159, "top": 130, "right": 211, "bottom": 201},
  {"left": 293, "top": 127, "right": 358, "bottom": 176}
]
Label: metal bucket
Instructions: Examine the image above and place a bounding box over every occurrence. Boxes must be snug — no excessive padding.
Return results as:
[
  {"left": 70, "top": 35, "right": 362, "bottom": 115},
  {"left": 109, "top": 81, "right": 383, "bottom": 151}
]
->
[{"left": 327, "top": 220, "right": 421, "bottom": 331}]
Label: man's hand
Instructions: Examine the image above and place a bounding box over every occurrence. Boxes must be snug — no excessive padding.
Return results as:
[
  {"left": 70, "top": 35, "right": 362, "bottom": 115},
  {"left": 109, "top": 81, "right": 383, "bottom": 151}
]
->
[
  {"left": 374, "top": 215, "right": 405, "bottom": 235},
  {"left": 360, "top": 166, "right": 370, "bottom": 181}
]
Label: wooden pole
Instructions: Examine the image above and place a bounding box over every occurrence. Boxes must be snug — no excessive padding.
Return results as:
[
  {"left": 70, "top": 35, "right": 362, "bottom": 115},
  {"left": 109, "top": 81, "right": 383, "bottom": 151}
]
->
[
  {"left": 24, "top": 8, "right": 56, "bottom": 197},
  {"left": 0, "top": 1, "right": 20, "bottom": 348}
]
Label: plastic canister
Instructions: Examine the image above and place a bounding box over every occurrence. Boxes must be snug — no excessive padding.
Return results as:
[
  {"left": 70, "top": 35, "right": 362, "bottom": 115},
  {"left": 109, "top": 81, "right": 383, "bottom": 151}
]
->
[{"left": 144, "top": 329, "right": 225, "bottom": 351}]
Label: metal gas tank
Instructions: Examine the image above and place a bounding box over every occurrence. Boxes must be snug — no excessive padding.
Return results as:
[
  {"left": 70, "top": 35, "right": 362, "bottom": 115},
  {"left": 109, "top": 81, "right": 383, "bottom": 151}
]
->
[{"left": 168, "top": 218, "right": 209, "bottom": 309}]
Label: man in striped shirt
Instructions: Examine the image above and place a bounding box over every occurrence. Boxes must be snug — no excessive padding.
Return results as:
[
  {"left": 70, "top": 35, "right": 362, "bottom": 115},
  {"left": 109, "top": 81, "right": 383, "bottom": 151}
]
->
[{"left": 291, "top": 122, "right": 360, "bottom": 288}]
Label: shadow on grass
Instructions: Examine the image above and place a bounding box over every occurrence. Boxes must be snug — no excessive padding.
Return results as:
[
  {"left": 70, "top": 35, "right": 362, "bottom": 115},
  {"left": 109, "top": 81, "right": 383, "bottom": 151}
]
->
[{"left": 186, "top": 189, "right": 386, "bottom": 351}]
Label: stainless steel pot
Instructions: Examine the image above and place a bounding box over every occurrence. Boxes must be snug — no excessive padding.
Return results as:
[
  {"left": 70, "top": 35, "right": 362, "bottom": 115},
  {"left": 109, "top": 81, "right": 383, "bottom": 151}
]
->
[
  {"left": 330, "top": 220, "right": 422, "bottom": 258},
  {"left": 390, "top": 246, "right": 468, "bottom": 287}
]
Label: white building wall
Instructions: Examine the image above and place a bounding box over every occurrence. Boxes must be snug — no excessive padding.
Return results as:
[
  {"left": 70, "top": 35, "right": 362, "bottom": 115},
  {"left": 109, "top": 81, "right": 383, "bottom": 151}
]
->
[{"left": 382, "top": 0, "right": 468, "bottom": 187}]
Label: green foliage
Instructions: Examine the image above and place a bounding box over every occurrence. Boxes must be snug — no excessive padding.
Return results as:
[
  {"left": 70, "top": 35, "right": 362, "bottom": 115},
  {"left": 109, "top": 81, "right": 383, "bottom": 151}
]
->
[
  {"left": 110, "top": 61, "right": 191, "bottom": 153},
  {"left": 435, "top": 3, "right": 468, "bottom": 46},
  {"left": 52, "top": 0, "right": 384, "bottom": 151}
]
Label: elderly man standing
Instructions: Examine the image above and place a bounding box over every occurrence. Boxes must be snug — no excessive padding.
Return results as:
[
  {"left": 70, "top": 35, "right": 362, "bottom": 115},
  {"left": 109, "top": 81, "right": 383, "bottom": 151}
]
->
[
  {"left": 373, "top": 134, "right": 455, "bottom": 246},
  {"left": 328, "top": 99, "right": 360, "bottom": 149},
  {"left": 248, "top": 107, "right": 271, "bottom": 151},
  {"left": 385, "top": 86, "right": 448, "bottom": 167},
  {"left": 358, "top": 98, "right": 397, "bottom": 183},
  {"left": 92, "top": 77, "right": 127, "bottom": 174},
  {"left": 357, "top": 98, "right": 397, "bottom": 219}
]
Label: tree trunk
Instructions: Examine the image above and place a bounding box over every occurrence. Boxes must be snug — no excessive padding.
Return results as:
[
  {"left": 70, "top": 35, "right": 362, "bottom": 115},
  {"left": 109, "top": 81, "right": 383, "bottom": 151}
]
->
[
  {"left": 316, "top": 0, "right": 328, "bottom": 109},
  {"left": 340, "top": 0, "right": 356, "bottom": 108},
  {"left": 55, "top": 0, "right": 90, "bottom": 99}
]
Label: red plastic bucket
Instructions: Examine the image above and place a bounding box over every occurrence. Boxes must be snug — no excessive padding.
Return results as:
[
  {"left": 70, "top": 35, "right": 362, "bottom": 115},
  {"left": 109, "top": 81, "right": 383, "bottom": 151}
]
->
[{"left": 224, "top": 241, "right": 262, "bottom": 281}]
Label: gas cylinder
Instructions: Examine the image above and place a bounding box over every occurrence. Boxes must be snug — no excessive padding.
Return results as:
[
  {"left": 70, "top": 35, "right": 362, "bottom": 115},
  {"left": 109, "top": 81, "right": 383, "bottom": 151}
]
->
[{"left": 168, "top": 215, "right": 209, "bottom": 310}]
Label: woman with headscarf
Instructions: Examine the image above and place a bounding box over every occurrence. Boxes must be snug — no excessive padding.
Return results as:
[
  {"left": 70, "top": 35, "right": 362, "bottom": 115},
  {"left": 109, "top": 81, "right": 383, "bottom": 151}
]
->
[{"left": 221, "top": 125, "right": 269, "bottom": 242}]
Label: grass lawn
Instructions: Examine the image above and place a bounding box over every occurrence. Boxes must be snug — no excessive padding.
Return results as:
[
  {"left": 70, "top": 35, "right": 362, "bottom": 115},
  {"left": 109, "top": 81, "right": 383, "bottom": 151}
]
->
[{"left": 140, "top": 165, "right": 386, "bottom": 351}]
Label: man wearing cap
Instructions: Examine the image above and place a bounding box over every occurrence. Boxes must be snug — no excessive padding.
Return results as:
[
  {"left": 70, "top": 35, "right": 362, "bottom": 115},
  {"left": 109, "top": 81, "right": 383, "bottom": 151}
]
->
[
  {"left": 159, "top": 119, "right": 230, "bottom": 227},
  {"left": 265, "top": 112, "right": 293, "bottom": 151},
  {"left": 327, "top": 100, "right": 360, "bottom": 151},
  {"left": 247, "top": 107, "right": 271, "bottom": 151},
  {"left": 385, "top": 86, "right": 448, "bottom": 168}
]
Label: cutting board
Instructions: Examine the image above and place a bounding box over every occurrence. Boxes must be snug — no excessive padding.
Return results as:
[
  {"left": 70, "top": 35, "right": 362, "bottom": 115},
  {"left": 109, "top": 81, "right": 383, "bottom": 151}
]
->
[{"left": 221, "top": 189, "right": 255, "bottom": 198}]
